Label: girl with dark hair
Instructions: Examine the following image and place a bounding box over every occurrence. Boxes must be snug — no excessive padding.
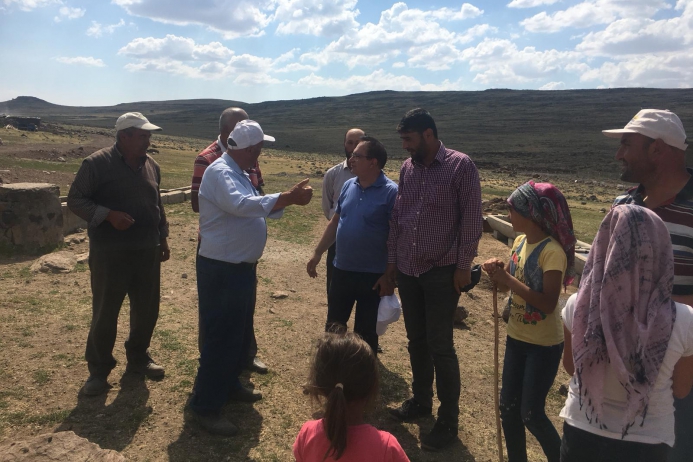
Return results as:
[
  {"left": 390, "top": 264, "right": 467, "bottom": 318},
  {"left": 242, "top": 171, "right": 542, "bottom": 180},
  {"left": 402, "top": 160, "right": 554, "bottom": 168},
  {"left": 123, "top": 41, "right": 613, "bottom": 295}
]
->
[
  {"left": 560, "top": 205, "right": 693, "bottom": 462},
  {"left": 482, "top": 181, "right": 576, "bottom": 462},
  {"left": 293, "top": 333, "right": 409, "bottom": 462}
]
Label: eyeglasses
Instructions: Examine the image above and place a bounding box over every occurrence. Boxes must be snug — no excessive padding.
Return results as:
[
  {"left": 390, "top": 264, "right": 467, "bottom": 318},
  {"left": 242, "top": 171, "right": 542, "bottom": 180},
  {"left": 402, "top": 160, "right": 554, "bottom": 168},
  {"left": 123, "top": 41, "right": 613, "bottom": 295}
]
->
[{"left": 349, "top": 153, "right": 372, "bottom": 159}]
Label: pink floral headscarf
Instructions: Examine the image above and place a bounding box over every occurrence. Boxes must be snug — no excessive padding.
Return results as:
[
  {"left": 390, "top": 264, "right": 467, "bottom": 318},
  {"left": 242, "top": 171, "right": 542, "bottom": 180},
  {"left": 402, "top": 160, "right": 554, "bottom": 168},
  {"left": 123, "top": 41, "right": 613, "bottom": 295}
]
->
[
  {"left": 571, "top": 205, "right": 676, "bottom": 437},
  {"left": 507, "top": 181, "right": 576, "bottom": 287}
]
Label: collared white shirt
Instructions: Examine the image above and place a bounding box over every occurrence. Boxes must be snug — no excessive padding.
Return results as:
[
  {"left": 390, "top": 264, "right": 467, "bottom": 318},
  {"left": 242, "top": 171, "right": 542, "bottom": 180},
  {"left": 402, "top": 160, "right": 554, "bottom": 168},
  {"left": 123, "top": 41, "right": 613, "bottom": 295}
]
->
[
  {"left": 198, "top": 153, "right": 282, "bottom": 263},
  {"left": 321, "top": 159, "right": 355, "bottom": 220}
]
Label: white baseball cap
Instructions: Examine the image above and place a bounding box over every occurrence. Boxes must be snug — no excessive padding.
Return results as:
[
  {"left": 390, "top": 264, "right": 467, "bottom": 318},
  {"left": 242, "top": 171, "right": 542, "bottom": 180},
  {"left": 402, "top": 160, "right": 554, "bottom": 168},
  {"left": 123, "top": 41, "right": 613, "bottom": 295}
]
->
[
  {"left": 115, "top": 112, "right": 162, "bottom": 132},
  {"left": 227, "top": 120, "right": 275, "bottom": 150},
  {"left": 603, "top": 109, "right": 687, "bottom": 151}
]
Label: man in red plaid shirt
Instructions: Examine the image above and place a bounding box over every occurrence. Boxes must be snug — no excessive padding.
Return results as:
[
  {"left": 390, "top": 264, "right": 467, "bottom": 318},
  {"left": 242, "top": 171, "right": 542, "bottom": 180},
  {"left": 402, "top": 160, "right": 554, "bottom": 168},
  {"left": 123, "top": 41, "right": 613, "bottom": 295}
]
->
[
  {"left": 386, "top": 108, "right": 483, "bottom": 451},
  {"left": 190, "top": 107, "right": 268, "bottom": 375}
]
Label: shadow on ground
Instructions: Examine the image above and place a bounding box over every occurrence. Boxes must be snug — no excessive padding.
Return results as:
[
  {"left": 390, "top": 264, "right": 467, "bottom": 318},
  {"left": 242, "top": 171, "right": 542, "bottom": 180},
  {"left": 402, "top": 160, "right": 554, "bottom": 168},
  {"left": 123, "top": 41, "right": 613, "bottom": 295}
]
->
[
  {"left": 54, "top": 373, "right": 152, "bottom": 451},
  {"left": 167, "top": 398, "right": 263, "bottom": 462}
]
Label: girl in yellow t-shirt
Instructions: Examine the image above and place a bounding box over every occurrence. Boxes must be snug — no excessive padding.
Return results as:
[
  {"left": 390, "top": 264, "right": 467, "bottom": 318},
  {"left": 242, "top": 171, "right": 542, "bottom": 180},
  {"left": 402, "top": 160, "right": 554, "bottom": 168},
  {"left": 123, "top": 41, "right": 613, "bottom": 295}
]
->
[{"left": 482, "top": 181, "right": 576, "bottom": 462}]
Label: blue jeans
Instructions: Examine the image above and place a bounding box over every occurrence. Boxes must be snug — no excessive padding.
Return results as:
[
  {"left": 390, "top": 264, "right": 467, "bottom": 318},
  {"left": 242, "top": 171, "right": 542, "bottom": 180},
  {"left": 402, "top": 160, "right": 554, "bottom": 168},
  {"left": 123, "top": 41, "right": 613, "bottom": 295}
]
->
[
  {"left": 669, "top": 392, "right": 693, "bottom": 462},
  {"left": 562, "top": 422, "right": 669, "bottom": 462},
  {"left": 500, "top": 336, "right": 563, "bottom": 462},
  {"left": 397, "top": 265, "right": 461, "bottom": 425},
  {"left": 190, "top": 256, "right": 256, "bottom": 416},
  {"left": 326, "top": 266, "right": 381, "bottom": 354}
]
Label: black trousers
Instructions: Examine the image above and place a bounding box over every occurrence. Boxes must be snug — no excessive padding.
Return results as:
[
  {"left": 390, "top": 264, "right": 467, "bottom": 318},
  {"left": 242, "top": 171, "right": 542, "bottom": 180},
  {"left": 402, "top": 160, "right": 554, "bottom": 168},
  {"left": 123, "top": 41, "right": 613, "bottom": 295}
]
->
[
  {"left": 86, "top": 246, "right": 161, "bottom": 378},
  {"left": 397, "top": 265, "right": 461, "bottom": 425},
  {"left": 196, "top": 248, "right": 258, "bottom": 363},
  {"left": 325, "top": 242, "right": 336, "bottom": 296},
  {"left": 561, "top": 422, "right": 670, "bottom": 462},
  {"left": 326, "top": 266, "right": 380, "bottom": 354}
]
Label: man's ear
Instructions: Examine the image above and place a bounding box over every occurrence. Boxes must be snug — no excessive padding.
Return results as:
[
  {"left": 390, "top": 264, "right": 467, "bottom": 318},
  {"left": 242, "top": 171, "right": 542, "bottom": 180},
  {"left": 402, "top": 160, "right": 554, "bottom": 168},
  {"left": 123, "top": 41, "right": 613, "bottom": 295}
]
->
[
  {"left": 423, "top": 127, "right": 434, "bottom": 141},
  {"left": 650, "top": 138, "right": 668, "bottom": 160}
]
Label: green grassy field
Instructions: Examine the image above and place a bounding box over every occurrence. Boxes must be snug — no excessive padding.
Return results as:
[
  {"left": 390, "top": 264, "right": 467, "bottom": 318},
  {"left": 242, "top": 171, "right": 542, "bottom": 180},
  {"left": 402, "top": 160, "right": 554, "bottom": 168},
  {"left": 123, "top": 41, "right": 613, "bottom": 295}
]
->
[{"left": 4, "top": 88, "right": 693, "bottom": 181}]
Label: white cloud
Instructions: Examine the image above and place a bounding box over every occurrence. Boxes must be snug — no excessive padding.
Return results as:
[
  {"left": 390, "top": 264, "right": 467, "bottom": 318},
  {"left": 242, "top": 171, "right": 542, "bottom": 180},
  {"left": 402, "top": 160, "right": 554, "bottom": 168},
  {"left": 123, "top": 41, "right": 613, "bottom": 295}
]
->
[
  {"left": 392, "top": 61, "right": 405, "bottom": 68},
  {"left": 427, "top": 3, "right": 483, "bottom": 21},
  {"left": 86, "top": 19, "right": 125, "bottom": 37},
  {"left": 297, "top": 69, "right": 462, "bottom": 92},
  {"left": 460, "top": 38, "right": 582, "bottom": 85},
  {"left": 119, "top": 35, "right": 237, "bottom": 63},
  {"left": 53, "top": 5, "right": 84, "bottom": 22},
  {"left": 54, "top": 56, "right": 105, "bottom": 67},
  {"left": 539, "top": 81, "right": 566, "bottom": 90},
  {"left": 507, "top": 0, "right": 559, "bottom": 8},
  {"left": 112, "top": 0, "right": 273, "bottom": 39},
  {"left": 576, "top": 2, "right": 693, "bottom": 57},
  {"left": 2, "top": 0, "right": 58, "bottom": 11},
  {"left": 119, "top": 35, "right": 291, "bottom": 84},
  {"left": 274, "top": 0, "right": 360, "bottom": 37},
  {"left": 521, "top": 0, "right": 671, "bottom": 33},
  {"left": 579, "top": 52, "right": 693, "bottom": 88},
  {"left": 299, "top": 2, "right": 490, "bottom": 70}
]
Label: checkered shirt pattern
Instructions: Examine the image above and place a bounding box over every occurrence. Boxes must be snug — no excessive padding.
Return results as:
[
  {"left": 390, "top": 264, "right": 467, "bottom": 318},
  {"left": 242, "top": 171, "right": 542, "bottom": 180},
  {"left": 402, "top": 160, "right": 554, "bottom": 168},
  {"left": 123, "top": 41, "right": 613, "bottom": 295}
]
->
[{"left": 387, "top": 142, "right": 483, "bottom": 277}]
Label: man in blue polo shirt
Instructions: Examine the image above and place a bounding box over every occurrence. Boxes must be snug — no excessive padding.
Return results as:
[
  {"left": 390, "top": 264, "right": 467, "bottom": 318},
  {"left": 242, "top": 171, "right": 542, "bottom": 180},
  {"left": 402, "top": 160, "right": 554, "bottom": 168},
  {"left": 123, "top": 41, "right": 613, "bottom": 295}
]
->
[{"left": 307, "top": 136, "right": 398, "bottom": 353}]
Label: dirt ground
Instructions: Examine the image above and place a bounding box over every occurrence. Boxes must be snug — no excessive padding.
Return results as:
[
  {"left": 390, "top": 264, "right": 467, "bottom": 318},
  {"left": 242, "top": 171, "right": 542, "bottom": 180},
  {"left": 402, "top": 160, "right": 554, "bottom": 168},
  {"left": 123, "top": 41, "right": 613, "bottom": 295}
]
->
[
  {"left": 0, "top": 125, "right": 579, "bottom": 461},
  {"left": 0, "top": 212, "right": 573, "bottom": 462}
]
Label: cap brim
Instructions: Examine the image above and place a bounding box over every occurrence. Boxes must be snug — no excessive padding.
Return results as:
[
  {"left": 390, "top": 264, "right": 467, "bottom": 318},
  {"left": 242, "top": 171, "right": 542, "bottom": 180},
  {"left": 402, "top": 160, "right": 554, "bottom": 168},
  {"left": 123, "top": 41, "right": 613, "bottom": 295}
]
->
[
  {"left": 602, "top": 128, "right": 637, "bottom": 139},
  {"left": 139, "top": 122, "right": 162, "bottom": 131},
  {"left": 263, "top": 134, "right": 275, "bottom": 142}
]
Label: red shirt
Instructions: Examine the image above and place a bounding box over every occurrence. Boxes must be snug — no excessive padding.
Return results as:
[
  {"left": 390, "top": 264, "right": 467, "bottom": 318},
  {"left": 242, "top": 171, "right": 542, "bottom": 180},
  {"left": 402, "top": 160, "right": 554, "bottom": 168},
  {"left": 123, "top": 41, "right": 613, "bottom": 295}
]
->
[
  {"left": 191, "top": 138, "right": 264, "bottom": 194},
  {"left": 293, "top": 419, "right": 410, "bottom": 462},
  {"left": 387, "top": 142, "right": 482, "bottom": 276}
]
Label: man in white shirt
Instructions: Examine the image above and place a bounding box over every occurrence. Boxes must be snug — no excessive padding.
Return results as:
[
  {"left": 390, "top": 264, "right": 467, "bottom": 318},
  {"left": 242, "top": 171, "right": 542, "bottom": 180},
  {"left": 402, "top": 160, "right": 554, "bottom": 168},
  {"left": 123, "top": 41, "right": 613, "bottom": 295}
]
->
[
  {"left": 321, "top": 128, "right": 364, "bottom": 294},
  {"left": 188, "top": 120, "right": 313, "bottom": 436}
]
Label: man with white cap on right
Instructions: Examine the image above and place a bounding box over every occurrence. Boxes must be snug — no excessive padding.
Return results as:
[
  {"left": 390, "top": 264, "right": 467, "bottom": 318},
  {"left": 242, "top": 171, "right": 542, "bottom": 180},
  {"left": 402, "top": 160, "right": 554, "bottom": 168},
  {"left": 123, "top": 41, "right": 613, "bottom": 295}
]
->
[
  {"left": 188, "top": 120, "right": 313, "bottom": 436},
  {"left": 605, "top": 109, "right": 693, "bottom": 462}
]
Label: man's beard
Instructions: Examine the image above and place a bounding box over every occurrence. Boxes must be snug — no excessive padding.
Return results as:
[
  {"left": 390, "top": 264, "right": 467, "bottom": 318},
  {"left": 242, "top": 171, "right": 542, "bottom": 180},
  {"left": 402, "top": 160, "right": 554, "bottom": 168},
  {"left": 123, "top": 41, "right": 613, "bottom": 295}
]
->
[{"left": 410, "top": 140, "right": 427, "bottom": 163}]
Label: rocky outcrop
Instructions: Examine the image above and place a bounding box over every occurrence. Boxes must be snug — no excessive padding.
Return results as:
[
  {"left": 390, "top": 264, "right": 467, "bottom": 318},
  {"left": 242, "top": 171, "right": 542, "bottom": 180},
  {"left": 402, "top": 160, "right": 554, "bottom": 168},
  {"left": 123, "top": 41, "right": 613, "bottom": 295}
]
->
[
  {"left": 0, "top": 183, "right": 63, "bottom": 255},
  {"left": 0, "top": 431, "right": 125, "bottom": 461}
]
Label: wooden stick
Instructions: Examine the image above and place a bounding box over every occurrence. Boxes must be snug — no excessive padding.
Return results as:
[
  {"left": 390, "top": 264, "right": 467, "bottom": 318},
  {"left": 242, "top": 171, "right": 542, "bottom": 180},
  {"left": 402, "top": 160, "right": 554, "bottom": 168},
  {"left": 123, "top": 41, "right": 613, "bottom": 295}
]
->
[{"left": 493, "top": 283, "right": 504, "bottom": 462}]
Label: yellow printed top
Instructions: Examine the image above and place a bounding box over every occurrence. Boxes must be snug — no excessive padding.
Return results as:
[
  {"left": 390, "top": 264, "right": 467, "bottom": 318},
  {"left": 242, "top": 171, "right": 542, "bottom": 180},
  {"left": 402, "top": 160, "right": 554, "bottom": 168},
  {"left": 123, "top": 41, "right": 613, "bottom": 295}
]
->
[{"left": 506, "top": 235, "right": 567, "bottom": 346}]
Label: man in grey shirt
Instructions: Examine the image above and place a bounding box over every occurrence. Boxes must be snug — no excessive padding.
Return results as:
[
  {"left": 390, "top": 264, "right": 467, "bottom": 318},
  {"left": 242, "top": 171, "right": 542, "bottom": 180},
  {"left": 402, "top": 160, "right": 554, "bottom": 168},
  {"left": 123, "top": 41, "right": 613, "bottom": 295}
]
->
[
  {"left": 68, "top": 112, "right": 169, "bottom": 397},
  {"left": 321, "top": 128, "right": 364, "bottom": 294}
]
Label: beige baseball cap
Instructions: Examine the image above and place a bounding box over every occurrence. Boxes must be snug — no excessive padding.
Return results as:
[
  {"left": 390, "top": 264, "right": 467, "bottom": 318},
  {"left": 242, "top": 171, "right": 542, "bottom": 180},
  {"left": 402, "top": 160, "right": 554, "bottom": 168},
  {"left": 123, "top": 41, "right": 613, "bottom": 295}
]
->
[
  {"left": 603, "top": 109, "right": 687, "bottom": 151},
  {"left": 115, "top": 112, "right": 162, "bottom": 132}
]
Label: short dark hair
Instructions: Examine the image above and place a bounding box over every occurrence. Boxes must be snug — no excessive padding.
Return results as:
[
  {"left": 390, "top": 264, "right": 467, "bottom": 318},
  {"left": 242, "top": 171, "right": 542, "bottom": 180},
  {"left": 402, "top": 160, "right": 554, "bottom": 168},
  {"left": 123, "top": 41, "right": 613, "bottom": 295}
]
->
[
  {"left": 396, "top": 108, "right": 438, "bottom": 138},
  {"left": 358, "top": 136, "right": 387, "bottom": 169}
]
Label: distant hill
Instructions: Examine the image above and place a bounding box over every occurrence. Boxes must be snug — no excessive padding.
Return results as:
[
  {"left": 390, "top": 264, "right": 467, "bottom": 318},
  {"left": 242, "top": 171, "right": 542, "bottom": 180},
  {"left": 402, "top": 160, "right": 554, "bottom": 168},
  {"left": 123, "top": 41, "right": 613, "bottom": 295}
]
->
[{"left": 3, "top": 89, "right": 692, "bottom": 177}]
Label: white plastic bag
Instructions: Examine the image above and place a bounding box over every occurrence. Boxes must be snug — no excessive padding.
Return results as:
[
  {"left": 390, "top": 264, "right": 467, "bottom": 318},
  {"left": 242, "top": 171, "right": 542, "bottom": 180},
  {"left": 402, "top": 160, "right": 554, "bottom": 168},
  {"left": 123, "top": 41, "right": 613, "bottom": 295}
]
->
[{"left": 376, "top": 294, "right": 401, "bottom": 336}]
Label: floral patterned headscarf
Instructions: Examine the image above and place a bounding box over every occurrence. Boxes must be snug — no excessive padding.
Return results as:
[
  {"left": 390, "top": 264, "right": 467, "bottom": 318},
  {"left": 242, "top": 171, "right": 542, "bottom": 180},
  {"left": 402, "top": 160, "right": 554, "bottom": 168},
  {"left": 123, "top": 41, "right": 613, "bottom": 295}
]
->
[
  {"left": 571, "top": 205, "right": 676, "bottom": 437},
  {"left": 507, "top": 181, "right": 576, "bottom": 287}
]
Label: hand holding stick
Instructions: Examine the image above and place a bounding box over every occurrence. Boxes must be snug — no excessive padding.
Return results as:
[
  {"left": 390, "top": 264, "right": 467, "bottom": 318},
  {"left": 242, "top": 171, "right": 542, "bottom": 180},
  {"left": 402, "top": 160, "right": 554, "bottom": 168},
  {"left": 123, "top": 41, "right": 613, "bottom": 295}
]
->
[{"left": 493, "top": 283, "right": 504, "bottom": 462}]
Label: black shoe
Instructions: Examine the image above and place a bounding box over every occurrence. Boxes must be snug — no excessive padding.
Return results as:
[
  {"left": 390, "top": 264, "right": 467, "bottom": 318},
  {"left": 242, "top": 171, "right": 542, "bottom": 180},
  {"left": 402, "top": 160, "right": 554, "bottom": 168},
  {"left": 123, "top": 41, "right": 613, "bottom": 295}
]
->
[
  {"left": 421, "top": 419, "right": 458, "bottom": 451},
  {"left": 82, "top": 375, "right": 111, "bottom": 396},
  {"left": 228, "top": 386, "right": 262, "bottom": 403},
  {"left": 189, "top": 409, "right": 238, "bottom": 436},
  {"left": 246, "top": 357, "right": 268, "bottom": 374},
  {"left": 389, "top": 397, "right": 432, "bottom": 421},
  {"left": 126, "top": 360, "right": 165, "bottom": 379}
]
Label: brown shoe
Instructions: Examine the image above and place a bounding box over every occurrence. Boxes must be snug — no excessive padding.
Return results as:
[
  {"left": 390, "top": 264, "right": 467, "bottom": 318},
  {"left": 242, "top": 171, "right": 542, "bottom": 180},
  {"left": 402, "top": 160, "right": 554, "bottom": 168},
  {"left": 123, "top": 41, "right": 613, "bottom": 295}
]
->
[{"left": 228, "top": 386, "right": 262, "bottom": 403}]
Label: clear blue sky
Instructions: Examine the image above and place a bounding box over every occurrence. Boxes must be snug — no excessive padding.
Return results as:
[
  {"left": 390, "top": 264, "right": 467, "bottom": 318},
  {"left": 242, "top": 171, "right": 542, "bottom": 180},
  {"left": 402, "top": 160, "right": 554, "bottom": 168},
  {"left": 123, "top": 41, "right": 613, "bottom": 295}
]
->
[{"left": 1, "top": 0, "right": 691, "bottom": 106}]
